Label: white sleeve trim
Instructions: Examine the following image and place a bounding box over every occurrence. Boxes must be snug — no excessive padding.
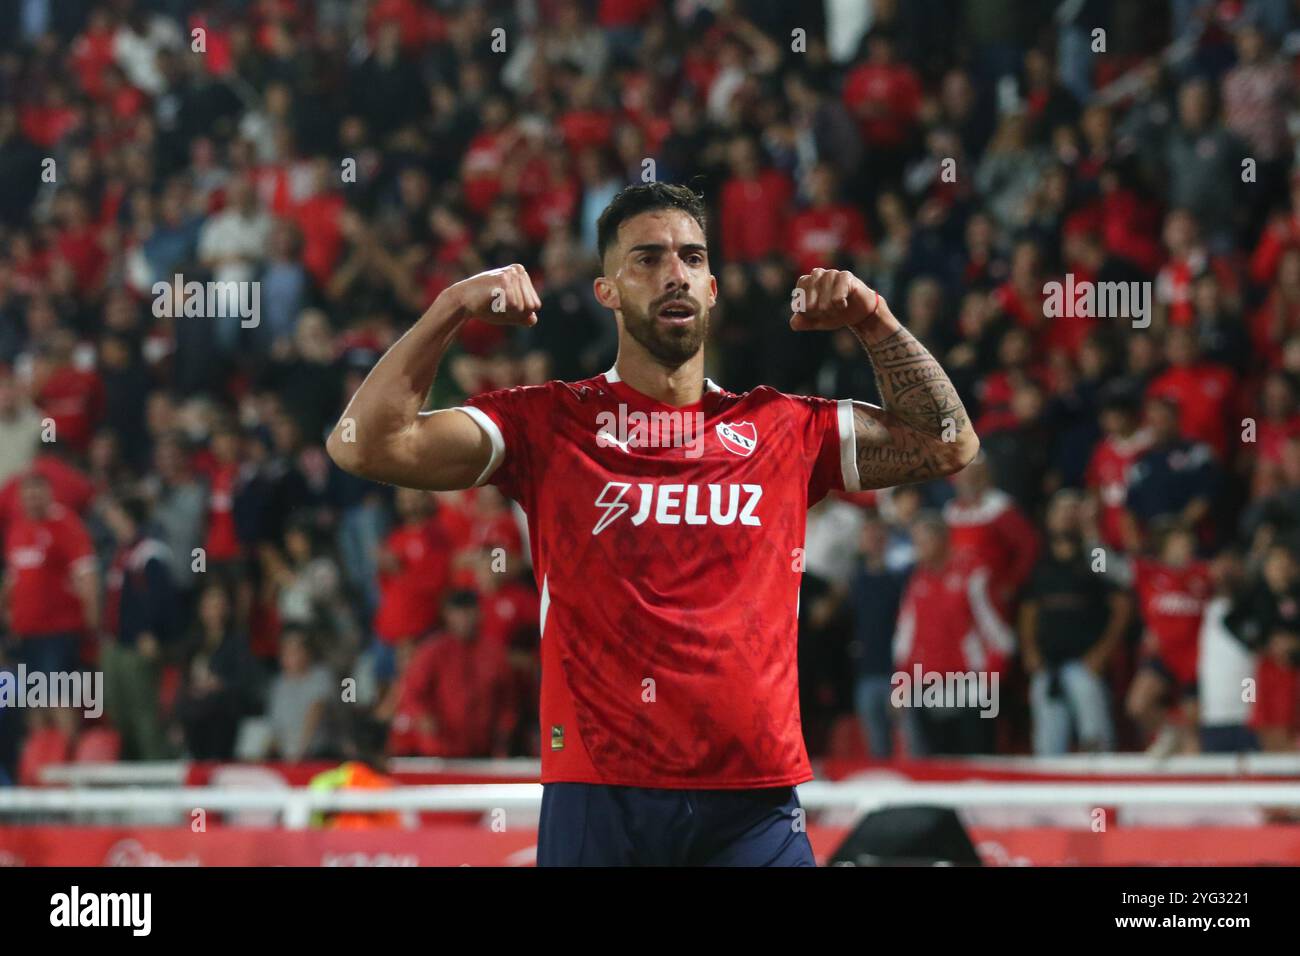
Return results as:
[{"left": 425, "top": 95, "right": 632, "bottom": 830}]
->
[
  {"left": 837, "top": 399, "right": 861, "bottom": 492},
  {"left": 455, "top": 406, "right": 506, "bottom": 487}
]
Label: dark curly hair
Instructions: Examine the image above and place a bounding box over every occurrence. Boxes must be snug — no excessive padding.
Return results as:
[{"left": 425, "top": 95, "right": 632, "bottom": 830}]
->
[{"left": 596, "top": 182, "right": 708, "bottom": 263}]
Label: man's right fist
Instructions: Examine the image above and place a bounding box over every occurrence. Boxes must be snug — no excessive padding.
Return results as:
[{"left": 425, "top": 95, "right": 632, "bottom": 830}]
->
[{"left": 444, "top": 263, "right": 541, "bottom": 326}]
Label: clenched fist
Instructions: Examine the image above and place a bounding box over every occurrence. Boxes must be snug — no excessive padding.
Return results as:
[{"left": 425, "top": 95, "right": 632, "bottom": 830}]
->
[
  {"left": 443, "top": 263, "right": 542, "bottom": 326},
  {"left": 789, "top": 268, "right": 882, "bottom": 332}
]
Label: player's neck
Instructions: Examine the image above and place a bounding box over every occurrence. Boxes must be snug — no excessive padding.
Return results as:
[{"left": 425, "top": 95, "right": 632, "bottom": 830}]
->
[{"left": 612, "top": 348, "right": 705, "bottom": 408}]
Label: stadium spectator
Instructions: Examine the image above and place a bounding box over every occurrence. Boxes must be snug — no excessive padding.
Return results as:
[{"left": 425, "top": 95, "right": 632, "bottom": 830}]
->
[
  {"left": 943, "top": 453, "right": 1040, "bottom": 613},
  {"left": 1146, "top": 325, "right": 1238, "bottom": 461},
  {"left": 172, "top": 580, "right": 258, "bottom": 761},
  {"left": 1163, "top": 76, "right": 1248, "bottom": 253},
  {"left": 0, "top": 366, "right": 41, "bottom": 485},
  {"left": 788, "top": 164, "right": 872, "bottom": 275},
  {"left": 719, "top": 135, "right": 793, "bottom": 264},
  {"left": 267, "top": 515, "right": 358, "bottom": 668},
  {"left": 1125, "top": 394, "right": 1222, "bottom": 549},
  {"left": 893, "top": 512, "right": 1015, "bottom": 756},
  {"left": 841, "top": 30, "right": 923, "bottom": 190},
  {"left": 848, "top": 511, "right": 911, "bottom": 758},
  {"left": 1086, "top": 384, "right": 1153, "bottom": 552},
  {"left": 1226, "top": 541, "right": 1300, "bottom": 751},
  {"left": 142, "top": 433, "right": 206, "bottom": 594},
  {"left": 1198, "top": 549, "right": 1259, "bottom": 753},
  {"left": 1021, "top": 491, "right": 1129, "bottom": 754},
  {"left": 3, "top": 472, "right": 98, "bottom": 675},
  {"left": 372, "top": 487, "right": 452, "bottom": 680},
  {"left": 100, "top": 493, "right": 176, "bottom": 760},
  {"left": 1119, "top": 523, "right": 1213, "bottom": 755},
  {"left": 383, "top": 590, "right": 514, "bottom": 758},
  {"left": 31, "top": 327, "right": 104, "bottom": 455},
  {"left": 266, "top": 627, "right": 335, "bottom": 762}
]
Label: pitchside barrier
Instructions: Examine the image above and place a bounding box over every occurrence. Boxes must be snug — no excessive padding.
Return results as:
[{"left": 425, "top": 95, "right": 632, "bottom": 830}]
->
[{"left": 2, "top": 756, "right": 1299, "bottom": 864}]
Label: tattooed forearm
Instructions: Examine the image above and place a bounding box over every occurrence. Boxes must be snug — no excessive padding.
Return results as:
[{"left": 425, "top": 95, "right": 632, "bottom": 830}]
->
[
  {"left": 849, "top": 324, "right": 978, "bottom": 489},
  {"left": 851, "top": 410, "right": 947, "bottom": 485},
  {"left": 863, "top": 326, "right": 969, "bottom": 439}
]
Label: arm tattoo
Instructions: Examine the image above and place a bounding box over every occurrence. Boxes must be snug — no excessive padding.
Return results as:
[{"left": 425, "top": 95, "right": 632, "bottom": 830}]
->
[
  {"left": 864, "top": 326, "right": 969, "bottom": 439},
  {"left": 850, "top": 325, "right": 973, "bottom": 488}
]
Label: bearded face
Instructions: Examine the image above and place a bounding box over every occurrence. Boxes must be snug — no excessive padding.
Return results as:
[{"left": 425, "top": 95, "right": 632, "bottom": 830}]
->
[
  {"left": 597, "top": 209, "right": 716, "bottom": 369},
  {"left": 619, "top": 287, "right": 710, "bottom": 366}
]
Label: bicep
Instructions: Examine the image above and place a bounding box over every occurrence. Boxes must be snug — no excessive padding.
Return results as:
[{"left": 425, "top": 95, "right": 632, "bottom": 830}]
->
[
  {"left": 363, "top": 408, "right": 496, "bottom": 492},
  {"left": 850, "top": 401, "right": 959, "bottom": 490}
]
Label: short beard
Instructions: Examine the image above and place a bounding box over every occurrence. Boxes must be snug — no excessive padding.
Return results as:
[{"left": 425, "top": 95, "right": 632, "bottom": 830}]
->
[{"left": 620, "top": 297, "right": 709, "bottom": 367}]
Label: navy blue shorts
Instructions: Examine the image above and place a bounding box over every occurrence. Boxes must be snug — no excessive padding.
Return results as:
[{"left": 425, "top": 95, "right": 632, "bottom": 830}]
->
[{"left": 537, "top": 783, "right": 816, "bottom": 867}]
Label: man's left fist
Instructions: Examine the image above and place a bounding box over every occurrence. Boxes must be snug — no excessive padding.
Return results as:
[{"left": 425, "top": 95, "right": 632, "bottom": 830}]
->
[{"left": 789, "top": 268, "right": 882, "bottom": 331}]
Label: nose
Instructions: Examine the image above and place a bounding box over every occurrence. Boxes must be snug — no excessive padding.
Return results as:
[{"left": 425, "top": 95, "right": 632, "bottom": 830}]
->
[{"left": 664, "top": 255, "right": 690, "bottom": 293}]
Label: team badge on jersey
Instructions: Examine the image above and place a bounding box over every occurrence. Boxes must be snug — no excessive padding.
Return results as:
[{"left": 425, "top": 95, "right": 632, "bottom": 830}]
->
[{"left": 716, "top": 421, "right": 757, "bottom": 457}]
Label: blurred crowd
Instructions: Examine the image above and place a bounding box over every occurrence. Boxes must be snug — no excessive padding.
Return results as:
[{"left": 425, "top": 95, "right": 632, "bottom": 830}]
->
[{"left": 2, "top": 0, "right": 1300, "bottom": 785}]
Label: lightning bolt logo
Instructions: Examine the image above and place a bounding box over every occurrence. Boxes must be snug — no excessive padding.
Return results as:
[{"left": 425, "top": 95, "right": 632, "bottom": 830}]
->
[{"left": 592, "top": 481, "right": 633, "bottom": 536}]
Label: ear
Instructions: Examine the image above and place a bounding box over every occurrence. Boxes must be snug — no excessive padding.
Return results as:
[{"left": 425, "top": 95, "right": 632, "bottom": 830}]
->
[
  {"left": 707, "top": 273, "right": 718, "bottom": 309},
  {"left": 594, "top": 275, "right": 620, "bottom": 311}
]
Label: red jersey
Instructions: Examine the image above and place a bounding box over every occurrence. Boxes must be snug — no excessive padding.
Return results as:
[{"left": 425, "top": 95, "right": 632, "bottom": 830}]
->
[
  {"left": 388, "top": 632, "right": 515, "bottom": 757},
  {"left": 841, "top": 62, "right": 923, "bottom": 148},
  {"left": 1133, "top": 558, "right": 1212, "bottom": 685},
  {"left": 943, "top": 489, "right": 1039, "bottom": 611},
  {"left": 290, "top": 191, "right": 345, "bottom": 287},
  {"left": 373, "top": 521, "right": 452, "bottom": 643},
  {"left": 1085, "top": 429, "right": 1153, "bottom": 549},
  {"left": 35, "top": 365, "right": 105, "bottom": 453},
  {"left": 4, "top": 504, "right": 95, "bottom": 636},
  {"left": 1146, "top": 363, "right": 1237, "bottom": 461},
  {"left": 203, "top": 463, "right": 241, "bottom": 561},
  {"left": 788, "top": 205, "right": 872, "bottom": 275},
  {"left": 0, "top": 455, "right": 96, "bottom": 542},
  {"left": 720, "top": 170, "right": 793, "bottom": 264},
  {"left": 479, "top": 579, "right": 541, "bottom": 650},
  {"left": 459, "top": 369, "right": 858, "bottom": 788},
  {"left": 893, "top": 555, "right": 1015, "bottom": 675}
]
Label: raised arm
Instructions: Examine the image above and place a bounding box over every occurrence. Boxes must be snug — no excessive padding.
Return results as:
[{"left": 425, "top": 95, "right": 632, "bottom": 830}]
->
[
  {"left": 790, "top": 268, "right": 979, "bottom": 488},
  {"left": 326, "top": 264, "right": 541, "bottom": 491}
]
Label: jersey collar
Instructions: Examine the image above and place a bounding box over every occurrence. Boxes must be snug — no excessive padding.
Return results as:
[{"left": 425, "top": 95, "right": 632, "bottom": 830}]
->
[{"left": 603, "top": 366, "right": 723, "bottom": 395}]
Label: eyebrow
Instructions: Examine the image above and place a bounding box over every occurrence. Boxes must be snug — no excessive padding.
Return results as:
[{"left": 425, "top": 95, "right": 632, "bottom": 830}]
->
[{"left": 627, "top": 243, "right": 709, "bottom": 257}]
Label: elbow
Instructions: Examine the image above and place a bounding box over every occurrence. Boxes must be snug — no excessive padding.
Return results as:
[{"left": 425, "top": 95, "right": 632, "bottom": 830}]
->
[
  {"left": 326, "top": 426, "right": 365, "bottom": 478},
  {"left": 941, "top": 429, "right": 981, "bottom": 477}
]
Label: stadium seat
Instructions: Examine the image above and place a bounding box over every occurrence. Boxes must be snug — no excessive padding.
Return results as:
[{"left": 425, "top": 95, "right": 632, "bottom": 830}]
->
[
  {"left": 72, "top": 727, "right": 122, "bottom": 764},
  {"left": 17, "top": 727, "right": 72, "bottom": 787}
]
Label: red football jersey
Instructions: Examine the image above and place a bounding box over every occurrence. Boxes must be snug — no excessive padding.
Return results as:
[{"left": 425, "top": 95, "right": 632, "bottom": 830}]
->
[
  {"left": 4, "top": 503, "right": 95, "bottom": 636},
  {"left": 373, "top": 521, "right": 452, "bottom": 643},
  {"left": 458, "top": 369, "right": 858, "bottom": 788},
  {"left": 1133, "top": 557, "right": 1212, "bottom": 684},
  {"left": 893, "top": 554, "right": 1015, "bottom": 675},
  {"left": 1085, "top": 429, "right": 1152, "bottom": 549}
]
